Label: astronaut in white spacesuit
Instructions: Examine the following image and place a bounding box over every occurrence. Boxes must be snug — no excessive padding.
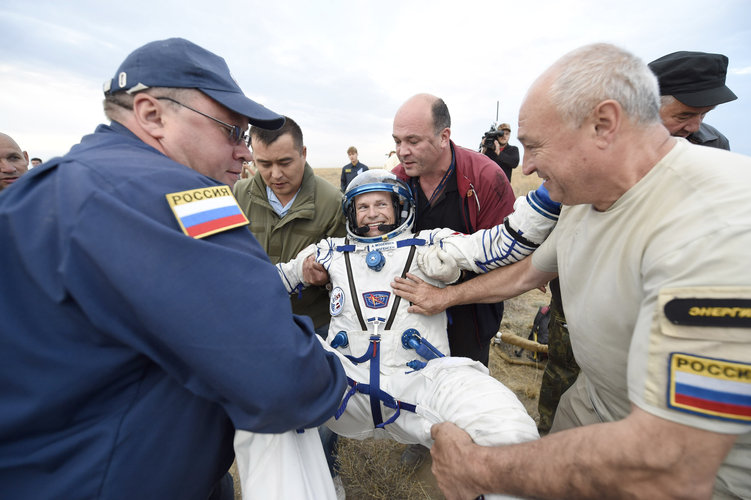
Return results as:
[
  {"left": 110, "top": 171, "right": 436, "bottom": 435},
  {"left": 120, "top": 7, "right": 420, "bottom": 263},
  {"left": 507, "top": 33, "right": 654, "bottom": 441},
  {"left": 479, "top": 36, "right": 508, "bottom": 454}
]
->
[{"left": 235, "top": 170, "right": 560, "bottom": 499}]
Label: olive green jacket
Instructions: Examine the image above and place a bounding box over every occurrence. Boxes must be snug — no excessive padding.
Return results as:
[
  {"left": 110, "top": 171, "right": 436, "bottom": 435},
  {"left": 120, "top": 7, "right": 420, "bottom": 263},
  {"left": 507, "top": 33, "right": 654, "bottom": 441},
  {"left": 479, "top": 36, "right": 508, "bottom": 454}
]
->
[{"left": 233, "top": 163, "right": 345, "bottom": 328}]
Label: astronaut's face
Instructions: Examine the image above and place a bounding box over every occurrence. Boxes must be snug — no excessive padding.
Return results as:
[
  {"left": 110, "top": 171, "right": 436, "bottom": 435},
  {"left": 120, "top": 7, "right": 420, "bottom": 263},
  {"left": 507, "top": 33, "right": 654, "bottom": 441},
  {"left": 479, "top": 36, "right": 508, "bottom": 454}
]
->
[{"left": 355, "top": 191, "right": 395, "bottom": 237}]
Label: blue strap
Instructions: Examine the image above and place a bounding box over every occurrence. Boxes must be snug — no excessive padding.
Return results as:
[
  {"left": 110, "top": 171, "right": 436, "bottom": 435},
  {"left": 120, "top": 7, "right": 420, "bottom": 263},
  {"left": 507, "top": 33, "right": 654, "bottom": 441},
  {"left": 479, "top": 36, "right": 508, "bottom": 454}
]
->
[
  {"left": 336, "top": 239, "right": 426, "bottom": 254},
  {"left": 377, "top": 400, "right": 419, "bottom": 428},
  {"left": 369, "top": 337, "right": 383, "bottom": 427},
  {"left": 345, "top": 342, "right": 375, "bottom": 364},
  {"left": 396, "top": 238, "right": 426, "bottom": 248},
  {"left": 335, "top": 378, "right": 359, "bottom": 420},
  {"left": 334, "top": 341, "right": 420, "bottom": 428}
]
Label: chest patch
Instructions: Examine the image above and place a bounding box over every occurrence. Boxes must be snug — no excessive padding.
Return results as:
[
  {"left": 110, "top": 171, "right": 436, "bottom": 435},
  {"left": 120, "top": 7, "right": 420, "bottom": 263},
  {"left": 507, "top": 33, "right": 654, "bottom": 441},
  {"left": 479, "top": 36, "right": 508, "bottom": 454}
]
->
[
  {"left": 668, "top": 352, "right": 751, "bottom": 423},
  {"left": 363, "top": 291, "right": 390, "bottom": 309},
  {"left": 330, "top": 287, "right": 345, "bottom": 316},
  {"left": 664, "top": 297, "right": 751, "bottom": 328},
  {"left": 166, "top": 186, "right": 248, "bottom": 239}
]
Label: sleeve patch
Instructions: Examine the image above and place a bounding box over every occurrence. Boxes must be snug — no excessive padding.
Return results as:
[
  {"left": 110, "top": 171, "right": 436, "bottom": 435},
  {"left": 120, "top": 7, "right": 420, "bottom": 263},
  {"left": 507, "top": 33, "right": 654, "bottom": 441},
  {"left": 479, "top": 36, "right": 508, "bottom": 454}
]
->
[
  {"left": 165, "top": 186, "right": 248, "bottom": 239},
  {"left": 668, "top": 352, "right": 751, "bottom": 424},
  {"left": 665, "top": 298, "right": 751, "bottom": 328}
]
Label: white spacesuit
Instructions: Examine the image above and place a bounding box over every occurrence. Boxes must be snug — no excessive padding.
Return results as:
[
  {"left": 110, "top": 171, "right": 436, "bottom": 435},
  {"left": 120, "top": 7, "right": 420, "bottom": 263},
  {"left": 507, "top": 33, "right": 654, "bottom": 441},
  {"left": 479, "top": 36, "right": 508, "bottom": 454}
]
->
[{"left": 235, "top": 171, "right": 560, "bottom": 499}]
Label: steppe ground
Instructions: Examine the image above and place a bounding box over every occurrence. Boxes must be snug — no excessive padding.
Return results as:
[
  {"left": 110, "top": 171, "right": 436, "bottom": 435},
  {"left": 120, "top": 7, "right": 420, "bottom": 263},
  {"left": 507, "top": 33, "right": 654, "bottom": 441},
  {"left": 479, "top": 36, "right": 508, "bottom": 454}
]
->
[{"left": 232, "top": 167, "right": 547, "bottom": 500}]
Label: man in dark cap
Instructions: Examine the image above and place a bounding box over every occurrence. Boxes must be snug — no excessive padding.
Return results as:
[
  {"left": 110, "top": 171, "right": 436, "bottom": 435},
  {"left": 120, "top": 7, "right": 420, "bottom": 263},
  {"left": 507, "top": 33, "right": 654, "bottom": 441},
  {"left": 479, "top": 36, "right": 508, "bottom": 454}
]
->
[
  {"left": 649, "top": 50, "right": 737, "bottom": 150},
  {"left": 0, "top": 38, "right": 346, "bottom": 499}
]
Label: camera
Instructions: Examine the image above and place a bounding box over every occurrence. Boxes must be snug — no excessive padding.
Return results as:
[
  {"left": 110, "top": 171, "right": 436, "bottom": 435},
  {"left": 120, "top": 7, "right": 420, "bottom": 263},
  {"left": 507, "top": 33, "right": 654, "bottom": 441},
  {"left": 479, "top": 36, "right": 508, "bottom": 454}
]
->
[{"left": 482, "top": 129, "right": 502, "bottom": 149}]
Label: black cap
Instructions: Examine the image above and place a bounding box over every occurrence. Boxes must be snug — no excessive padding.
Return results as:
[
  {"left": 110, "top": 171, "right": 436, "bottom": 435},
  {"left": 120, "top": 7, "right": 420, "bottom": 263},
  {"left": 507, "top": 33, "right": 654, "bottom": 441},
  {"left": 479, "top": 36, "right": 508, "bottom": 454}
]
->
[
  {"left": 648, "top": 51, "right": 737, "bottom": 108},
  {"left": 104, "top": 38, "right": 284, "bottom": 129}
]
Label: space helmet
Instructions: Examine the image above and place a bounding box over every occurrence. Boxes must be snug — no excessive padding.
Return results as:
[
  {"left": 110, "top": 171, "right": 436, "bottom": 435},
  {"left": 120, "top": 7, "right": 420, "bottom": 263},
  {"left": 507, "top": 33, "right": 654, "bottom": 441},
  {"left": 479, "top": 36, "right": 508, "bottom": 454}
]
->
[{"left": 342, "top": 170, "right": 415, "bottom": 243}]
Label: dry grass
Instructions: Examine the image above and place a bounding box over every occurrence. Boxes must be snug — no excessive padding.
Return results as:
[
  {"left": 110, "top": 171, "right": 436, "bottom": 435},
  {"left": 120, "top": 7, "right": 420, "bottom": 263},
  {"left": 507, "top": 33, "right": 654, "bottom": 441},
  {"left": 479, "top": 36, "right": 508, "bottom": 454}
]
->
[{"left": 233, "top": 168, "right": 548, "bottom": 499}]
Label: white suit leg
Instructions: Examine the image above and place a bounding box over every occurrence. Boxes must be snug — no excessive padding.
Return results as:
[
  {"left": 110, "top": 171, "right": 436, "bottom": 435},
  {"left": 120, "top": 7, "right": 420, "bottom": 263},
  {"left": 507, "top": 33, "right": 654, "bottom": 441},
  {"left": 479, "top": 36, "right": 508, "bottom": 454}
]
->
[{"left": 233, "top": 429, "right": 336, "bottom": 499}]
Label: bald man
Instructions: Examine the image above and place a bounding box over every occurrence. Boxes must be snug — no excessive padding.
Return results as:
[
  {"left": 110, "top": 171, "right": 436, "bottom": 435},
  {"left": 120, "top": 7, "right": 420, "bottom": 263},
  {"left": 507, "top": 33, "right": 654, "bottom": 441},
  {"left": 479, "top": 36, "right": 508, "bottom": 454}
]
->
[{"left": 0, "top": 133, "right": 29, "bottom": 192}]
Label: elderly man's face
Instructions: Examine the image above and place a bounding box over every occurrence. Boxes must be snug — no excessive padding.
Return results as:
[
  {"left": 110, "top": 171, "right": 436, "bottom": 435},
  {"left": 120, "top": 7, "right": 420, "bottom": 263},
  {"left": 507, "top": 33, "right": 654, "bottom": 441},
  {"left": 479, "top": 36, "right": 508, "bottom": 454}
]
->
[
  {"left": 659, "top": 99, "right": 715, "bottom": 138},
  {"left": 355, "top": 191, "right": 395, "bottom": 237},
  {"left": 0, "top": 134, "right": 29, "bottom": 192},
  {"left": 518, "top": 78, "right": 595, "bottom": 206},
  {"left": 392, "top": 99, "right": 448, "bottom": 178},
  {"left": 252, "top": 133, "right": 307, "bottom": 206},
  {"left": 159, "top": 92, "right": 250, "bottom": 187}
]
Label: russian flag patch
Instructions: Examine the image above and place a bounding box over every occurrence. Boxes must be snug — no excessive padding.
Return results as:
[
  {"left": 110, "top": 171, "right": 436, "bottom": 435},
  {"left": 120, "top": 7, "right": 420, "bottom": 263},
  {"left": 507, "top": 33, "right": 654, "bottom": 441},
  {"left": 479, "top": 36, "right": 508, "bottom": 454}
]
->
[
  {"left": 166, "top": 186, "right": 248, "bottom": 239},
  {"left": 668, "top": 352, "right": 751, "bottom": 423}
]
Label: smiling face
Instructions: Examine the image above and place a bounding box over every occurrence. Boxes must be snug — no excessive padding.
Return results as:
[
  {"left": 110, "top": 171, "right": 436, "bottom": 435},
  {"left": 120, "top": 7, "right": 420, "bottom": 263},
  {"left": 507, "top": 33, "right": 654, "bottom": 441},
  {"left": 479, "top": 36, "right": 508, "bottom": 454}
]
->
[
  {"left": 0, "top": 133, "right": 29, "bottom": 192},
  {"left": 517, "top": 75, "right": 594, "bottom": 206},
  {"left": 252, "top": 133, "right": 306, "bottom": 206},
  {"left": 355, "top": 191, "right": 395, "bottom": 237}
]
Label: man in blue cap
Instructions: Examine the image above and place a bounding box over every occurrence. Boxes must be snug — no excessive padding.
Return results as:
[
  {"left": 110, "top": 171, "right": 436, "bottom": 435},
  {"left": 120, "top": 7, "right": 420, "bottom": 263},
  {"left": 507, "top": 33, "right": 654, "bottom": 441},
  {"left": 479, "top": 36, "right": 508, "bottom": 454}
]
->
[
  {"left": 649, "top": 50, "right": 738, "bottom": 150},
  {"left": 0, "top": 38, "right": 346, "bottom": 499}
]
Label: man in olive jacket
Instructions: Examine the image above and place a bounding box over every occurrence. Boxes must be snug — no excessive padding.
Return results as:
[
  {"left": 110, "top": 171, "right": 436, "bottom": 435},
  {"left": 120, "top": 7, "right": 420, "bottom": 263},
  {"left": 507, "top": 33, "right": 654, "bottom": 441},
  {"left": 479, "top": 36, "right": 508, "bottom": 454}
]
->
[{"left": 233, "top": 117, "right": 345, "bottom": 337}]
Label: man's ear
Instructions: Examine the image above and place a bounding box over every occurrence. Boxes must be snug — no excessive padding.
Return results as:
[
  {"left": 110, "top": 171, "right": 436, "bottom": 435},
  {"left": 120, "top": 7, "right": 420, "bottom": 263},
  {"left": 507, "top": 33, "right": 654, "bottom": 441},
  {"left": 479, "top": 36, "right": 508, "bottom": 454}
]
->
[
  {"left": 439, "top": 127, "right": 451, "bottom": 148},
  {"left": 592, "top": 99, "right": 621, "bottom": 148},
  {"left": 132, "top": 93, "right": 167, "bottom": 140}
]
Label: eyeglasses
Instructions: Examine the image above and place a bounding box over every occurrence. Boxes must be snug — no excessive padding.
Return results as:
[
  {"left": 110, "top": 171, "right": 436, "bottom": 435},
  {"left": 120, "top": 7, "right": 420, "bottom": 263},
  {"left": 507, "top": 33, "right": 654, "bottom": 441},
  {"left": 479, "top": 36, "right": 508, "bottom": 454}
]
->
[{"left": 156, "top": 96, "right": 249, "bottom": 146}]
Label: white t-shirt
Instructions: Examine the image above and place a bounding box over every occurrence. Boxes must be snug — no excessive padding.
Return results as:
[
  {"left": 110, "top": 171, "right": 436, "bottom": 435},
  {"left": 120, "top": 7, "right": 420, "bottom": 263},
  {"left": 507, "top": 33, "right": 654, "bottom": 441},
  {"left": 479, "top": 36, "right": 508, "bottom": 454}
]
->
[{"left": 532, "top": 139, "right": 751, "bottom": 496}]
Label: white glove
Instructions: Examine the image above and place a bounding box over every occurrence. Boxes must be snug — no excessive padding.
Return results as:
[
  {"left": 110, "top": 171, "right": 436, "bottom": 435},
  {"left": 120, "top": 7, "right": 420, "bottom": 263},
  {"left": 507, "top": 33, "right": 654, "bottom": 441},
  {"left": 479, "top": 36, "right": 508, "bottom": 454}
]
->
[
  {"left": 276, "top": 243, "right": 318, "bottom": 293},
  {"left": 416, "top": 245, "right": 461, "bottom": 284}
]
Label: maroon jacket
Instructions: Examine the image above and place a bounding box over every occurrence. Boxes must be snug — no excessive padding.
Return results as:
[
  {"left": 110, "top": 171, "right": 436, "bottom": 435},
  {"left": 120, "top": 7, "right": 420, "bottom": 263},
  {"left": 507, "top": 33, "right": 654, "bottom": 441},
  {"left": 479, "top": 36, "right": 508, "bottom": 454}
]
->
[{"left": 392, "top": 141, "right": 514, "bottom": 233}]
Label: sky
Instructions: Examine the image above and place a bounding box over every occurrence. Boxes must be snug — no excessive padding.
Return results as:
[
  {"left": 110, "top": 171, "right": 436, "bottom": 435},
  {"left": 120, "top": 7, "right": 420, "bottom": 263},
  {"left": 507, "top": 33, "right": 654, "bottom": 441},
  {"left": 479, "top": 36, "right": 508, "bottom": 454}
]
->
[{"left": 1, "top": 0, "right": 749, "bottom": 168}]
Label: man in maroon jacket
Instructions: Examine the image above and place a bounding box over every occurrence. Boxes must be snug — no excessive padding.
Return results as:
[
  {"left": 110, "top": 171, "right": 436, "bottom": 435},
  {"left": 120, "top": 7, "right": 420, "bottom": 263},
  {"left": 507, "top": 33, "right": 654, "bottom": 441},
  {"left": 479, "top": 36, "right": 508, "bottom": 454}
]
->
[{"left": 391, "top": 93, "right": 515, "bottom": 465}]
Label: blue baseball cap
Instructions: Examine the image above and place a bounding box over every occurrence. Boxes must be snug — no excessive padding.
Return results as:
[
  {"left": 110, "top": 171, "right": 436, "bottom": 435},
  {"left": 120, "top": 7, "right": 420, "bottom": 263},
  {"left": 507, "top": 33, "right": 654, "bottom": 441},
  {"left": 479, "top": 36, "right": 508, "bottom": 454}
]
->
[{"left": 104, "top": 38, "right": 284, "bottom": 129}]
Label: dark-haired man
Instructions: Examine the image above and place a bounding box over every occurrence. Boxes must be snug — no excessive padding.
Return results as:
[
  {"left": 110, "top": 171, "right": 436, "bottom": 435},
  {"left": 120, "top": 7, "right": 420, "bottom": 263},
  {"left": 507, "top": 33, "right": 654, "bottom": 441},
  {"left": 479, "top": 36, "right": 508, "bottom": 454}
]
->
[{"left": 233, "top": 116, "right": 346, "bottom": 338}]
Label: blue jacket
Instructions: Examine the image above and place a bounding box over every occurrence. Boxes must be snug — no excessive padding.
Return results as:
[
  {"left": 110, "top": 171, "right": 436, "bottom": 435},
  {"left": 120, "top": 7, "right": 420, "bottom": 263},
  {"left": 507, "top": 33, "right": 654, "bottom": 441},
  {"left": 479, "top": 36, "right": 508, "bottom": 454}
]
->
[{"left": 0, "top": 122, "right": 346, "bottom": 499}]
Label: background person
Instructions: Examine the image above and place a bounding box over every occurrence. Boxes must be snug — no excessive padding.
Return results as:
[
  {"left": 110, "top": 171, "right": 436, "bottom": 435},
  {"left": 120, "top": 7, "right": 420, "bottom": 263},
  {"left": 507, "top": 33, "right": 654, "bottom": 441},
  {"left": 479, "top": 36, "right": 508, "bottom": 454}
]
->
[
  {"left": 391, "top": 94, "right": 515, "bottom": 366},
  {"left": 391, "top": 93, "right": 515, "bottom": 466},
  {"left": 649, "top": 50, "right": 737, "bottom": 150},
  {"left": 340, "top": 145, "right": 368, "bottom": 192},
  {"left": 0, "top": 132, "right": 29, "bottom": 192},
  {"left": 479, "top": 122, "right": 519, "bottom": 181},
  {"left": 233, "top": 116, "right": 345, "bottom": 338},
  {"left": 384, "top": 149, "right": 400, "bottom": 169},
  {"left": 397, "top": 43, "right": 750, "bottom": 499},
  {"left": 0, "top": 38, "right": 347, "bottom": 500},
  {"left": 232, "top": 116, "right": 346, "bottom": 491}
]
